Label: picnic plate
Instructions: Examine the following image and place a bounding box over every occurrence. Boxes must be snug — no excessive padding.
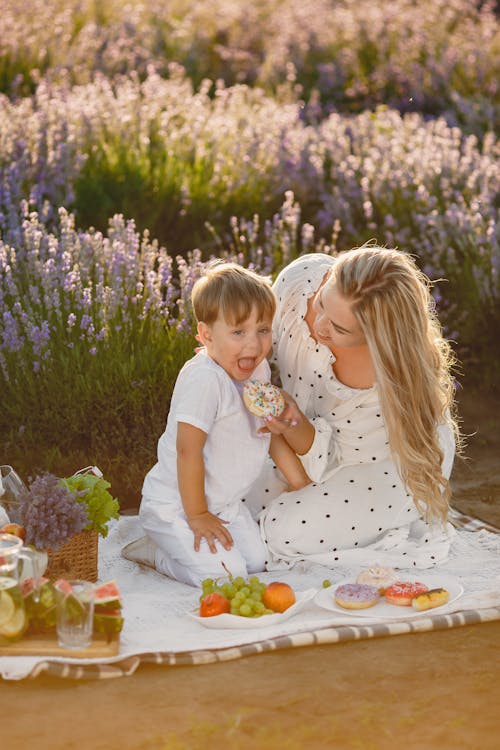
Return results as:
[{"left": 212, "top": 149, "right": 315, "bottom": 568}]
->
[
  {"left": 314, "top": 574, "right": 464, "bottom": 619},
  {"left": 188, "top": 589, "right": 316, "bottom": 629}
]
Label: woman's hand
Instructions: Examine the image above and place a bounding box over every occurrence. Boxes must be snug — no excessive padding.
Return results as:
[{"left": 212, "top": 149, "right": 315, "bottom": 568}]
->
[
  {"left": 260, "top": 391, "right": 316, "bottom": 456},
  {"left": 187, "top": 511, "right": 233, "bottom": 553},
  {"left": 258, "top": 391, "right": 302, "bottom": 435}
]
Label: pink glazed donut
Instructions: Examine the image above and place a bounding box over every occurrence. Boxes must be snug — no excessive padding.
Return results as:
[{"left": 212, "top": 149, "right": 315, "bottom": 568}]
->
[
  {"left": 334, "top": 583, "right": 380, "bottom": 610},
  {"left": 243, "top": 379, "right": 285, "bottom": 418}
]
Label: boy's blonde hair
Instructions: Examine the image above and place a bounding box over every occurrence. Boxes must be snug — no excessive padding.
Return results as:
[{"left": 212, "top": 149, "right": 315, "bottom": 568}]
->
[
  {"left": 192, "top": 261, "right": 276, "bottom": 325},
  {"left": 329, "top": 245, "right": 461, "bottom": 523}
]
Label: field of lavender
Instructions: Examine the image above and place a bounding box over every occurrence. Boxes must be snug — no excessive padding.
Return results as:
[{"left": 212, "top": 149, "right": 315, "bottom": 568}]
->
[{"left": 0, "top": 0, "right": 498, "bottom": 507}]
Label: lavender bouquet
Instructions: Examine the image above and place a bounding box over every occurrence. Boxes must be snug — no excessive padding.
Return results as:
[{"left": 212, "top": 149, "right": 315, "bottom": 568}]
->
[{"left": 20, "top": 473, "right": 89, "bottom": 551}]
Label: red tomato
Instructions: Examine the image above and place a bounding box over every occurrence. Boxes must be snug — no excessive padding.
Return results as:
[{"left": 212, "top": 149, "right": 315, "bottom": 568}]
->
[{"left": 199, "top": 592, "right": 231, "bottom": 617}]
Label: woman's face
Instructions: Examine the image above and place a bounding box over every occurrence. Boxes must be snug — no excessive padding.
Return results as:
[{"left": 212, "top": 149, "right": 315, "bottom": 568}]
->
[{"left": 312, "top": 280, "right": 366, "bottom": 349}]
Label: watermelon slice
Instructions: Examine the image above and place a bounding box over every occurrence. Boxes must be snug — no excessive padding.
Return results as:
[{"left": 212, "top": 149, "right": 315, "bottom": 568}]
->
[
  {"left": 21, "top": 576, "right": 49, "bottom": 598},
  {"left": 54, "top": 579, "right": 73, "bottom": 594},
  {"left": 94, "top": 580, "right": 122, "bottom": 610},
  {"left": 92, "top": 582, "right": 123, "bottom": 640},
  {"left": 93, "top": 609, "right": 124, "bottom": 640}
]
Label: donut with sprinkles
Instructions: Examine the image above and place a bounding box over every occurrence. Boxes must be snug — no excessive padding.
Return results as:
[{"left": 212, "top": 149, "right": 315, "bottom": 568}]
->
[
  {"left": 334, "top": 583, "right": 380, "bottom": 610},
  {"left": 243, "top": 379, "right": 285, "bottom": 418}
]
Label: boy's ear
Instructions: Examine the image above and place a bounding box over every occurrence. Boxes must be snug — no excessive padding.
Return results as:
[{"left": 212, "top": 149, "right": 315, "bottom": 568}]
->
[{"left": 197, "top": 321, "right": 212, "bottom": 345}]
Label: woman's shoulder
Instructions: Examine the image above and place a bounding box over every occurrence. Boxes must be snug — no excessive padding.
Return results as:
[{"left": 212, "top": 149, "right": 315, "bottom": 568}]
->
[{"left": 273, "top": 252, "right": 336, "bottom": 290}]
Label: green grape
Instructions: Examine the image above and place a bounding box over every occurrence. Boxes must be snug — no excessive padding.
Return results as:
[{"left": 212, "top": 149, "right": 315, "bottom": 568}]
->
[
  {"left": 248, "top": 576, "right": 260, "bottom": 587},
  {"left": 240, "top": 586, "right": 250, "bottom": 597},
  {"left": 254, "top": 602, "right": 265, "bottom": 614},
  {"left": 322, "top": 579, "right": 332, "bottom": 588},
  {"left": 239, "top": 603, "right": 252, "bottom": 617},
  {"left": 201, "top": 578, "right": 214, "bottom": 590},
  {"left": 233, "top": 577, "right": 245, "bottom": 589},
  {"left": 225, "top": 585, "right": 236, "bottom": 598},
  {"left": 264, "top": 609, "right": 274, "bottom": 615},
  {"left": 230, "top": 605, "right": 240, "bottom": 615}
]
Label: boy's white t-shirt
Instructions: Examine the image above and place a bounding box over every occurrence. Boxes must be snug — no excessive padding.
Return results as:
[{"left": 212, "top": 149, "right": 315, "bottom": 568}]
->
[{"left": 140, "top": 350, "right": 271, "bottom": 524}]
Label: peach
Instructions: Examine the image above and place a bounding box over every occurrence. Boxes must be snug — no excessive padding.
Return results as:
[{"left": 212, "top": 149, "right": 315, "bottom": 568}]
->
[
  {"left": 0, "top": 523, "right": 26, "bottom": 542},
  {"left": 262, "top": 581, "right": 296, "bottom": 613}
]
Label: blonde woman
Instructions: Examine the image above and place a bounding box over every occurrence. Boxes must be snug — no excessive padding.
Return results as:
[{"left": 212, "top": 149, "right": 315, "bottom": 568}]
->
[{"left": 244, "top": 246, "right": 461, "bottom": 569}]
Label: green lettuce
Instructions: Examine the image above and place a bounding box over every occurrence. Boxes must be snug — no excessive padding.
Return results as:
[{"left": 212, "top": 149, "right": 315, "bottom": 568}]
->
[{"left": 61, "top": 474, "right": 120, "bottom": 537}]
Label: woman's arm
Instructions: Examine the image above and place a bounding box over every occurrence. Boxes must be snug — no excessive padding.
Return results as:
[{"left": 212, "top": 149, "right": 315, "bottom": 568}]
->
[
  {"left": 176, "top": 422, "right": 233, "bottom": 552},
  {"left": 261, "top": 392, "right": 316, "bottom": 455},
  {"left": 269, "top": 434, "right": 311, "bottom": 491},
  {"left": 261, "top": 391, "right": 347, "bottom": 483}
]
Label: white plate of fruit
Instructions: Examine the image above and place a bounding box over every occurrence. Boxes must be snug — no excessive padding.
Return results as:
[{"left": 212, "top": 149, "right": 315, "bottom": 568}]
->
[{"left": 188, "top": 575, "right": 315, "bottom": 629}]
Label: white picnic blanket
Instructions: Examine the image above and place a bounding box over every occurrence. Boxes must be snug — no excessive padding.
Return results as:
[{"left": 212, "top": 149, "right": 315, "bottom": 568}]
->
[{"left": 1, "top": 515, "right": 500, "bottom": 680}]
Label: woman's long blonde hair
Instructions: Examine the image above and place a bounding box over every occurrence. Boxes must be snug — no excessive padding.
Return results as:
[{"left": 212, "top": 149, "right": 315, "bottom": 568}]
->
[{"left": 330, "top": 245, "right": 461, "bottom": 522}]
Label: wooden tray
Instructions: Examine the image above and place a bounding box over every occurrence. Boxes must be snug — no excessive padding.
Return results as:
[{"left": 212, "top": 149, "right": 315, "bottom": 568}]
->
[{"left": 0, "top": 633, "right": 120, "bottom": 658}]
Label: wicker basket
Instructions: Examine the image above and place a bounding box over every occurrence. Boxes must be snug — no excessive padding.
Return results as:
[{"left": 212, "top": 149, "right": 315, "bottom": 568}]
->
[{"left": 45, "top": 528, "right": 98, "bottom": 582}]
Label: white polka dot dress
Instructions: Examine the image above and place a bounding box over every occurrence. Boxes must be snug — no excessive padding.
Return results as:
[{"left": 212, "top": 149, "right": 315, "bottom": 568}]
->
[{"left": 243, "top": 253, "right": 456, "bottom": 571}]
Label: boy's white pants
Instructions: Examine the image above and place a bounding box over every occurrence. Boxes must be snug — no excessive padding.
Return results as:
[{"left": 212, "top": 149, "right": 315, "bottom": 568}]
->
[{"left": 142, "top": 502, "right": 267, "bottom": 587}]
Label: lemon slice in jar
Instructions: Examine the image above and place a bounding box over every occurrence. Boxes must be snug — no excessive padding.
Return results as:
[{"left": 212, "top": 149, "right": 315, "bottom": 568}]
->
[
  {"left": 0, "top": 588, "right": 15, "bottom": 628},
  {"left": 0, "top": 607, "right": 26, "bottom": 638}
]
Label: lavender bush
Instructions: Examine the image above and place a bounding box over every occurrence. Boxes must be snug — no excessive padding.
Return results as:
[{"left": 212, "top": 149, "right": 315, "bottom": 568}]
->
[
  {"left": 0, "top": 201, "right": 289, "bottom": 504},
  {"left": 0, "top": 0, "right": 497, "bottom": 135},
  {"left": 313, "top": 110, "right": 500, "bottom": 351},
  {"left": 0, "top": 72, "right": 300, "bottom": 249},
  {"left": 1, "top": 75, "right": 497, "bottom": 262},
  {"left": 1, "top": 79, "right": 497, "bottom": 342},
  {"left": 0, "top": 206, "right": 195, "bottom": 482}
]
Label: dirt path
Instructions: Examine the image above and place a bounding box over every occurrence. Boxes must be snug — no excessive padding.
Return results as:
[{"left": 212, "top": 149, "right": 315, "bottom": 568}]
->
[
  {"left": 2, "top": 381, "right": 500, "bottom": 750},
  {"left": 450, "top": 384, "right": 500, "bottom": 528}
]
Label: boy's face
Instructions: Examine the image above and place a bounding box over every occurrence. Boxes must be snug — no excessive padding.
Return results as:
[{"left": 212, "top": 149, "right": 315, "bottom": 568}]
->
[{"left": 197, "top": 306, "right": 273, "bottom": 381}]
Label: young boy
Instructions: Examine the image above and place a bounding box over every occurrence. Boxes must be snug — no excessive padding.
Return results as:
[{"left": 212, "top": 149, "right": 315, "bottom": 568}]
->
[{"left": 122, "top": 262, "right": 309, "bottom": 586}]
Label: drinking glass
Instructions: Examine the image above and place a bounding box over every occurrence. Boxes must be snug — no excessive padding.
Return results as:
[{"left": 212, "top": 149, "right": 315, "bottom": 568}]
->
[
  {"left": 0, "top": 466, "right": 28, "bottom": 524},
  {"left": 55, "top": 580, "right": 94, "bottom": 649}
]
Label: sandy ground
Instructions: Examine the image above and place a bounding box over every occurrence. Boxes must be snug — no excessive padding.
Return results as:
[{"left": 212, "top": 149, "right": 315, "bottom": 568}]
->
[{"left": 2, "top": 381, "right": 500, "bottom": 750}]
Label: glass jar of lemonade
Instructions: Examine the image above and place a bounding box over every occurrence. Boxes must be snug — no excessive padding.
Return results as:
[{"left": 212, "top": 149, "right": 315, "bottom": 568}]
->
[{"left": 0, "top": 533, "right": 40, "bottom": 644}]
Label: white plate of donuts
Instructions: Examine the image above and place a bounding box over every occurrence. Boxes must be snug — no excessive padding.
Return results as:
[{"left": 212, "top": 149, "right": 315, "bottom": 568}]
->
[{"left": 314, "top": 573, "right": 464, "bottom": 619}]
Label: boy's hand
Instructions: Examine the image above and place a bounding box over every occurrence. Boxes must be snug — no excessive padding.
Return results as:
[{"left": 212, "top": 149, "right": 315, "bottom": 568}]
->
[{"left": 187, "top": 511, "right": 233, "bottom": 553}]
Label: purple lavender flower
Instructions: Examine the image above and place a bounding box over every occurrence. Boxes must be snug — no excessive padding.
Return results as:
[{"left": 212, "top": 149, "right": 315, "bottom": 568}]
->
[{"left": 20, "top": 473, "right": 89, "bottom": 551}]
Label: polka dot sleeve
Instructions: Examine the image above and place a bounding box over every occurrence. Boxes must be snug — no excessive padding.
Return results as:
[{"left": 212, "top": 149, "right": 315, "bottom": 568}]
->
[{"left": 298, "top": 416, "right": 343, "bottom": 483}]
